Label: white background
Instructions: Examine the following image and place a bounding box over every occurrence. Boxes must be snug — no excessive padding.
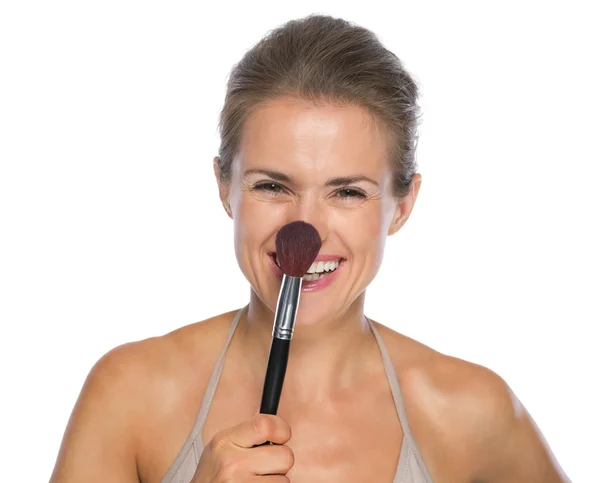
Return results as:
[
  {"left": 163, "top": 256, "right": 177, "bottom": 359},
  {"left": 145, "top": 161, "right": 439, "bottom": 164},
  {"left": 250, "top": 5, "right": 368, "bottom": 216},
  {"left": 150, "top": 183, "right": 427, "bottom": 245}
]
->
[{"left": 1, "top": 1, "right": 597, "bottom": 481}]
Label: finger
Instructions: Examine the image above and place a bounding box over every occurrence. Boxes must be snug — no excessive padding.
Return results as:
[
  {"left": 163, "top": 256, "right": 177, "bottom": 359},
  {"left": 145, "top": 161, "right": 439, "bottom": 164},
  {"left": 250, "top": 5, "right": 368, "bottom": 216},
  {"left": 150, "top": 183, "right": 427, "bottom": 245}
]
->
[
  {"left": 226, "top": 414, "right": 291, "bottom": 448},
  {"left": 251, "top": 476, "right": 290, "bottom": 483},
  {"left": 245, "top": 444, "right": 295, "bottom": 476}
]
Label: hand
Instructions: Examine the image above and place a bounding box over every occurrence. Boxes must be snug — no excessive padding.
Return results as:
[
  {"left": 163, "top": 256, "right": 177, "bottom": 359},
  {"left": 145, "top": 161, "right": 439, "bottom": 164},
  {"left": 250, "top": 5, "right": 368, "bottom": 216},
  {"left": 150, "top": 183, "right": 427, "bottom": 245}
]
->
[{"left": 191, "top": 413, "right": 294, "bottom": 482}]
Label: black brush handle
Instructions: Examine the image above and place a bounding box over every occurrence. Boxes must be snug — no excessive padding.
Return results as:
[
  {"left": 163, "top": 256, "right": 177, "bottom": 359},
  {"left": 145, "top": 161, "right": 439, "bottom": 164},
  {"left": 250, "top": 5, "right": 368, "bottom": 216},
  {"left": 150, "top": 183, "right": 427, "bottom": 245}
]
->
[
  {"left": 254, "top": 336, "right": 290, "bottom": 447},
  {"left": 255, "top": 274, "right": 301, "bottom": 446},
  {"left": 260, "top": 336, "right": 290, "bottom": 414}
]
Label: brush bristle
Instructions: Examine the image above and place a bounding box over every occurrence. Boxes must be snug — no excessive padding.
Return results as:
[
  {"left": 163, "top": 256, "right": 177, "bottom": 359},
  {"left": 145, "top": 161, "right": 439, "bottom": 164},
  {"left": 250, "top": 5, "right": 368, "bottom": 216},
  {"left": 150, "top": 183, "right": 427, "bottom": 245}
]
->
[{"left": 275, "top": 221, "right": 322, "bottom": 278}]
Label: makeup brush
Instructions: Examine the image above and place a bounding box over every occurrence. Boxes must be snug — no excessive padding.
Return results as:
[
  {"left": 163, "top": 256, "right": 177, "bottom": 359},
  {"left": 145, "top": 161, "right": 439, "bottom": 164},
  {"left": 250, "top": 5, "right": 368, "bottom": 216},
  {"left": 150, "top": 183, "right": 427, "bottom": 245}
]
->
[{"left": 259, "top": 221, "right": 321, "bottom": 416}]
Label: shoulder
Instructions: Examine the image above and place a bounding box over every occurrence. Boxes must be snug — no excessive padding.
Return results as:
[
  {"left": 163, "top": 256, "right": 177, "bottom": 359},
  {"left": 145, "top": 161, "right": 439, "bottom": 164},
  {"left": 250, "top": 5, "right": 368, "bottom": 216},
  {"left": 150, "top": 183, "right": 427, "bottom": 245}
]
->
[
  {"left": 51, "top": 309, "right": 239, "bottom": 481},
  {"left": 373, "top": 322, "right": 569, "bottom": 482},
  {"left": 372, "top": 321, "right": 513, "bottom": 440},
  {"left": 89, "top": 309, "right": 234, "bottom": 405},
  {"left": 92, "top": 309, "right": 239, "bottom": 436}
]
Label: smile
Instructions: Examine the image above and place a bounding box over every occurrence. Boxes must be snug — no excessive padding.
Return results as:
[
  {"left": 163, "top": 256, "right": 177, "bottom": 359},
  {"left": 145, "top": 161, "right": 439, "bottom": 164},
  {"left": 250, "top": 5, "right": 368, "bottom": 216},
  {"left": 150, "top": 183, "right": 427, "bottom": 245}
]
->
[{"left": 270, "top": 254, "right": 344, "bottom": 281}]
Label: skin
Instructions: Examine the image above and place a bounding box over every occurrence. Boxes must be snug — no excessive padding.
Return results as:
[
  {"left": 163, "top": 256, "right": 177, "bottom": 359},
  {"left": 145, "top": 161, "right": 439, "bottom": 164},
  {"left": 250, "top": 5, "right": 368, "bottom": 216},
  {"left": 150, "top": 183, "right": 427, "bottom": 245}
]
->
[{"left": 50, "top": 97, "right": 570, "bottom": 483}]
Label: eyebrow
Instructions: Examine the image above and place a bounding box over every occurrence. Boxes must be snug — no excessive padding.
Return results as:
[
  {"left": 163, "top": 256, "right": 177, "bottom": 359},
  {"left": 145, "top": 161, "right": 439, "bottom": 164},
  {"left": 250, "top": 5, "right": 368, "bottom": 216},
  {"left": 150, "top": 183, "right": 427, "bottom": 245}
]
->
[
  {"left": 325, "top": 176, "right": 379, "bottom": 188},
  {"left": 243, "top": 169, "right": 292, "bottom": 183},
  {"left": 243, "top": 169, "right": 379, "bottom": 187}
]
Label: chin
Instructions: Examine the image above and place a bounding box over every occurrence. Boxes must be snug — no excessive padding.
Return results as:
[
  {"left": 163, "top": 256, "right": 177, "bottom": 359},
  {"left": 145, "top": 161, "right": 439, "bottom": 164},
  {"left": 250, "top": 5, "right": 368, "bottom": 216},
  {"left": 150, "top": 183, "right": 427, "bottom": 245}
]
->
[{"left": 292, "top": 297, "right": 344, "bottom": 327}]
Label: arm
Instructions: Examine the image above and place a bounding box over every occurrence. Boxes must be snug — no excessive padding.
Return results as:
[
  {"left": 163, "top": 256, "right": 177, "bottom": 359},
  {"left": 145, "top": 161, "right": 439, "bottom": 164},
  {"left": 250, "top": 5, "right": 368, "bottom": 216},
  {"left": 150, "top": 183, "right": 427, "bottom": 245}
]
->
[
  {"left": 476, "top": 373, "right": 571, "bottom": 483},
  {"left": 49, "top": 344, "right": 142, "bottom": 482}
]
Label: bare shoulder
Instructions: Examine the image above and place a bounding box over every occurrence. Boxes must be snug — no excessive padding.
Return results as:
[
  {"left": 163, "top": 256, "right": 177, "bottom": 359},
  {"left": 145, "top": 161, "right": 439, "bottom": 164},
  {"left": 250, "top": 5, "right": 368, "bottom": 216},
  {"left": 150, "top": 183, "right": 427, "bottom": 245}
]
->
[
  {"left": 91, "top": 309, "right": 236, "bottom": 417},
  {"left": 370, "top": 321, "right": 510, "bottom": 440},
  {"left": 377, "top": 323, "right": 512, "bottom": 427},
  {"left": 50, "top": 309, "right": 239, "bottom": 483},
  {"left": 371, "top": 321, "right": 570, "bottom": 482}
]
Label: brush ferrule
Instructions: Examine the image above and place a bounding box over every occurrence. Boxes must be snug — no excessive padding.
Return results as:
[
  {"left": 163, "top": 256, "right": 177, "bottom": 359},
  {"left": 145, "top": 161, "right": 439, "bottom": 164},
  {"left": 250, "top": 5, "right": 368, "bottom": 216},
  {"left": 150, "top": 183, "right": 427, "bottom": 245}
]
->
[{"left": 273, "top": 275, "right": 302, "bottom": 340}]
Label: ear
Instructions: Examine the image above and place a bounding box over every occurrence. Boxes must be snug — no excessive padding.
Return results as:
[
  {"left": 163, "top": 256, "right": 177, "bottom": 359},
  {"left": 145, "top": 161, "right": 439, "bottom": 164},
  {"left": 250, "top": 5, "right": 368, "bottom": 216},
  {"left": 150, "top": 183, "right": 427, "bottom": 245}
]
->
[
  {"left": 213, "top": 156, "right": 232, "bottom": 219},
  {"left": 388, "top": 173, "right": 422, "bottom": 236}
]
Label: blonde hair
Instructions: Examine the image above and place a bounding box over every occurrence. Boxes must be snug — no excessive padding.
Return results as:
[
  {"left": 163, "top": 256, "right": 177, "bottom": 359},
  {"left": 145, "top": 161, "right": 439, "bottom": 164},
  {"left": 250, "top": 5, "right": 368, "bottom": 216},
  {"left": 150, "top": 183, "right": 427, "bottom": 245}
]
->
[{"left": 217, "top": 14, "right": 420, "bottom": 198}]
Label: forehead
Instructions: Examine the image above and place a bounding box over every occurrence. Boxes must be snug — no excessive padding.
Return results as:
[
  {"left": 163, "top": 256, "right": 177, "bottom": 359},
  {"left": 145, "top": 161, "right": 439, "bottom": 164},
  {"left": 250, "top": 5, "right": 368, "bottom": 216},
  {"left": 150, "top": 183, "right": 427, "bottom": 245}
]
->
[{"left": 237, "top": 97, "right": 390, "bottom": 177}]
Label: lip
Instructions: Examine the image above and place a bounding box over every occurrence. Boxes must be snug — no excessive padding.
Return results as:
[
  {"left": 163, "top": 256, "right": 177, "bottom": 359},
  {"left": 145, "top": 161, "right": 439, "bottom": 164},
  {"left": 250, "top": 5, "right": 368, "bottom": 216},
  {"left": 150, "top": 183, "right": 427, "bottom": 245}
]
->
[
  {"left": 300, "top": 260, "right": 344, "bottom": 292},
  {"left": 267, "top": 253, "right": 346, "bottom": 293}
]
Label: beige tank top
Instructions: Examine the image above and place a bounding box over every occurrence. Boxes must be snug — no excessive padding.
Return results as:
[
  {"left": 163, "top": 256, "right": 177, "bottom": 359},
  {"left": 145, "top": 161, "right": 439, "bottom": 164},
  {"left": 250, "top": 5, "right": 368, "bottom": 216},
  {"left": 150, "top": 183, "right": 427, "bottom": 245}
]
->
[{"left": 161, "top": 308, "right": 434, "bottom": 483}]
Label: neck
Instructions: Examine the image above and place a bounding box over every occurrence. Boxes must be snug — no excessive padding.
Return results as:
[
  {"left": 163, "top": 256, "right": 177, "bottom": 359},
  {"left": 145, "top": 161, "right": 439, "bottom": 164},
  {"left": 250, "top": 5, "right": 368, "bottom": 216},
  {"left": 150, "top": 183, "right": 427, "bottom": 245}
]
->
[{"left": 237, "top": 289, "right": 377, "bottom": 404}]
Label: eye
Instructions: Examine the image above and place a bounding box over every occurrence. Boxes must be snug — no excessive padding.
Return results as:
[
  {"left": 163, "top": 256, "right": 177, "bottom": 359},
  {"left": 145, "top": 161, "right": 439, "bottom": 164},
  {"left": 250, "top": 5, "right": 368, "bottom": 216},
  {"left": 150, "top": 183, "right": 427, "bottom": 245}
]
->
[
  {"left": 335, "top": 188, "right": 367, "bottom": 200},
  {"left": 253, "top": 182, "right": 286, "bottom": 195}
]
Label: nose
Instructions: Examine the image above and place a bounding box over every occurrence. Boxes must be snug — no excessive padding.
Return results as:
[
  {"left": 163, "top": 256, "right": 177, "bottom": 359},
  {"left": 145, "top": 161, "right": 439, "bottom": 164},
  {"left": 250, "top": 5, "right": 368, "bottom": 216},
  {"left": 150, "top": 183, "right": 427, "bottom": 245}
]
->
[{"left": 285, "top": 195, "right": 328, "bottom": 245}]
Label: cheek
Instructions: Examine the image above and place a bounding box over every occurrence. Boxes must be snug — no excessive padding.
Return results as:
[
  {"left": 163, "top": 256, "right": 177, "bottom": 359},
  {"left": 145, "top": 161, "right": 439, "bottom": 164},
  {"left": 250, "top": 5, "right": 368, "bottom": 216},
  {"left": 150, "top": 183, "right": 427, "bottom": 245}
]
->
[
  {"left": 361, "top": 205, "right": 393, "bottom": 280},
  {"left": 231, "top": 189, "right": 289, "bottom": 250},
  {"left": 365, "top": 209, "right": 390, "bottom": 267},
  {"left": 344, "top": 204, "right": 389, "bottom": 246},
  {"left": 332, "top": 204, "right": 390, "bottom": 272}
]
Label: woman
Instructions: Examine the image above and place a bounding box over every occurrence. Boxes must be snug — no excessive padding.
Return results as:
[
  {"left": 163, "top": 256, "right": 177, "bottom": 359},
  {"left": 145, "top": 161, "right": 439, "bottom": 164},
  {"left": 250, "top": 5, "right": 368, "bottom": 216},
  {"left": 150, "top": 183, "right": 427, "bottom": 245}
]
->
[{"left": 50, "top": 14, "right": 570, "bottom": 483}]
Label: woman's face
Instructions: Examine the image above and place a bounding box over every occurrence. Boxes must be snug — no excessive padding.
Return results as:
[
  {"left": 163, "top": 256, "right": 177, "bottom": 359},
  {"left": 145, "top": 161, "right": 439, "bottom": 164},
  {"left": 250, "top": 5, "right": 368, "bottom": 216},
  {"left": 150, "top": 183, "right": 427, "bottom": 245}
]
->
[{"left": 216, "top": 97, "right": 421, "bottom": 326}]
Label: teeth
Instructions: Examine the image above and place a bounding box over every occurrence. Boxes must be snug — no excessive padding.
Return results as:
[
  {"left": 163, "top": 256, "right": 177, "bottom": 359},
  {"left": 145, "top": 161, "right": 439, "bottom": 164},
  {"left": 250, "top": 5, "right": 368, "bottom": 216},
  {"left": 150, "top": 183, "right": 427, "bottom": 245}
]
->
[
  {"left": 303, "top": 273, "right": 319, "bottom": 281},
  {"left": 306, "top": 259, "right": 341, "bottom": 275},
  {"left": 273, "top": 254, "right": 341, "bottom": 276}
]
